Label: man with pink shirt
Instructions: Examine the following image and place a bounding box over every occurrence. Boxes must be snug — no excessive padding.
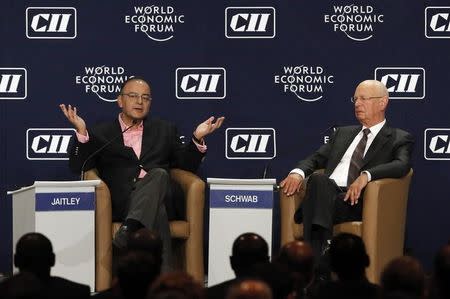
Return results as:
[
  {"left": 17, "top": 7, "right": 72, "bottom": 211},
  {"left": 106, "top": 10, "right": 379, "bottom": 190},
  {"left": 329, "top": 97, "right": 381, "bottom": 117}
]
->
[{"left": 60, "top": 77, "right": 224, "bottom": 270}]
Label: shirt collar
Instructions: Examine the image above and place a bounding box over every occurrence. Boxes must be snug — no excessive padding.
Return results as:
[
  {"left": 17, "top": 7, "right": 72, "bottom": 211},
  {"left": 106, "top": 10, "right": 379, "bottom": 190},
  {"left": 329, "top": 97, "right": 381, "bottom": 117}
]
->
[
  {"left": 362, "top": 119, "right": 386, "bottom": 137},
  {"left": 118, "top": 113, "right": 144, "bottom": 131}
]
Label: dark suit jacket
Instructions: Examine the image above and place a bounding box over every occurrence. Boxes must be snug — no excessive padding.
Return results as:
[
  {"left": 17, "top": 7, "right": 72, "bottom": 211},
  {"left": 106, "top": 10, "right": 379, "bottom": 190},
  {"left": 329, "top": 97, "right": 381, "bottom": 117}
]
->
[
  {"left": 312, "top": 279, "right": 379, "bottom": 299},
  {"left": 69, "top": 117, "right": 205, "bottom": 221},
  {"left": 0, "top": 273, "right": 90, "bottom": 299},
  {"left": 296, "top": 124, "right": 414, "bottom": 182},
  {"left": 207, "top": 279, "right": 236, "bottom": 299}
]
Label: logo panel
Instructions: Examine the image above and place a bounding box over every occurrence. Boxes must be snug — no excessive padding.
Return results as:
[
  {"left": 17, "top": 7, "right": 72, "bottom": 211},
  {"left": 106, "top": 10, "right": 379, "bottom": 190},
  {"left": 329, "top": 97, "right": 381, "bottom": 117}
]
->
[
  {"left": 75, "top": 66, "right": 133, "bottom": 102},
  {"left": 323, "top": 4, "right": 384, "bottom": 41},
  {"left": 424, "top": 128, "right": 450, "bottom": 160},
  {"left": 124, "top": 5, "right": 185, "bottom": 41},
  {"left": 176, "top": 67, "right": 226, "bottom": 99},
  {"left": 26, "top": 7, "right": 77, "bottom": 39},
  {"left": 26, "top": 128, "right": 75, "bottom": 160},
  {"left": 226, "top": 128, "right": 276, "bottom": 160},
  {"left": 374, "top": 67, "right": 425, "bottom": 99},
  {"left": 0, "top": 68, "right": 27, "bottom": 100},
  {"left": 274, "top": 65, "right": 335, "bottom": 102},
  {"left": 225, "top": 7, "right": 276, "bottom": 38},
  {"left": 425, "top": 6, "right": 450, "bottom": 38}
]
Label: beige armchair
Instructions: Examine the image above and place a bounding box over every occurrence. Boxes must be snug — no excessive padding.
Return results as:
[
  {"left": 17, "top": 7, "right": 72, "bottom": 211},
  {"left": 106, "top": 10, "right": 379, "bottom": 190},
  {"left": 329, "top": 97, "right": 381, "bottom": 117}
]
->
[
  {"left": 280, "top": 169, "right": 413, "bottom": 283},
  {"left": 85, "top": 168, "right": 205, "bottom": 291}
]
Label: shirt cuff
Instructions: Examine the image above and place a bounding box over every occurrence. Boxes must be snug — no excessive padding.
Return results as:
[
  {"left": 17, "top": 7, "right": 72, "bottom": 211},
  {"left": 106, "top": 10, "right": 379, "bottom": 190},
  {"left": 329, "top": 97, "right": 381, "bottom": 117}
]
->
[
  {"left": 192, "top": 138, "right": 207, "bottom": 153},
  {"left": 290, "top": 168, "right": 305, "bottom": 180},
  {"left": 76, "top": 131, "right": 89, "bottom": 143},
  {"left": 361, "top": 170, "right": 372, "bottom": 182}
]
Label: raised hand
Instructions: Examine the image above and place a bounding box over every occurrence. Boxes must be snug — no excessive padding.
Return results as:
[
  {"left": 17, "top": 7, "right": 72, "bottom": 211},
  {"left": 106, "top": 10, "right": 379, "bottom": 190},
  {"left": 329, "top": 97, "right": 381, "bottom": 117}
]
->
[
  {"left": 59, "top": 104, "right": 87, "bottom": 135},
  {"left": 193, "top": 116, "right": 225, "bottom": 140}
]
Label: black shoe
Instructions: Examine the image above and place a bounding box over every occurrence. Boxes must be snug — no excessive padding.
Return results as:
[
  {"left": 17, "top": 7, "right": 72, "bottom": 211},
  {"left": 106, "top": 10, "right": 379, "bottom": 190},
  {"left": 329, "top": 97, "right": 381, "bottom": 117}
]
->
[
  {"left": 316, "top": 239, "right": 331, "bottom": 282},
  {"left": 112, "top": 225, "right": 131, "bottom": 250}
]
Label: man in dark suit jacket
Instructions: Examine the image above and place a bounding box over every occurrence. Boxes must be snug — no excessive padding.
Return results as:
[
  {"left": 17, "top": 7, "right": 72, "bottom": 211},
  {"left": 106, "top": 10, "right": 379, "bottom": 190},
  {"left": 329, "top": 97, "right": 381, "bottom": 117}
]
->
[
  {"left": 0, "top": 232, "right": 90, "bottom": 299},
  {"left": 207, "top": 233, "right": 269, "bottom": 299},
  {"left": 280, "top": 79, "right": 414, "bottom": 278},
  {"left": 60, "top": 77, "right": 224, "bottom": 270}
]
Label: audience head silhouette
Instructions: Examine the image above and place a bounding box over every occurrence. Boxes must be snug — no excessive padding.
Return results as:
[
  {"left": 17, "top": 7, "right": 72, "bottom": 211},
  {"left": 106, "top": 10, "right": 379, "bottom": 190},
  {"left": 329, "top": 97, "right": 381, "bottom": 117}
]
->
[
  {"left": 14, "top": 232, "right": 55, "bottom": 278},
  {"left": 329, "top": 233, "right": 369, "bottom": 280},
  {"left": 433, "top": 243, "right": 450, "bottom": 299},
  {"left": 381, "top": 256, "right": 425, "bottom": 299},
  {"left": 230, "top": 233, "right": 269, "bottom": 277},
  {"left": 226, "top": 279, "right": 272, "bottom": 299},
  {"left": 277, "top": 240, "right": 315, "bottom": 291},
  {"left": 149, "top": 271, "right": 205, "bottom": 299},
  {"left": 128, "top": 228, "right": 163, "bottom": 267},
  {"left": 117, "top": 251, "right": 160, "bottom": 299}
]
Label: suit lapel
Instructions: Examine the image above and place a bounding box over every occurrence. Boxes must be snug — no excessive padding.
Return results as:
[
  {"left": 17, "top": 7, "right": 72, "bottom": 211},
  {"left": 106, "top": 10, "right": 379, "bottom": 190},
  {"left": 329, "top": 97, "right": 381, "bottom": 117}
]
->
[
  {"left": 362, "top": 124, "right": 391, "bottom": 166},
  {"left": 140, "top": 118, "right": 154, "bottom": 159},
  {"left": 108, "top": 120, "right": 137, "bottom": 160}
]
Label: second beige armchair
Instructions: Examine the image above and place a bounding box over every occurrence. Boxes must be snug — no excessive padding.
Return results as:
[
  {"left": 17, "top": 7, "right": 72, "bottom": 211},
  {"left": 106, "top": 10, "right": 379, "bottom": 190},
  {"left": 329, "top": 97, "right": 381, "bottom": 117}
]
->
[{"left": 280, "top": 169, "right": 413, "bottom": 283}]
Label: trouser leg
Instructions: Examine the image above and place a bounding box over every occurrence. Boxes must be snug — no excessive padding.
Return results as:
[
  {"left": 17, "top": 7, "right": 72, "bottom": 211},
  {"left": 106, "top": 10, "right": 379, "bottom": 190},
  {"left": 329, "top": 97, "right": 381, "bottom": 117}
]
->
[{"left": 126, "top": 168, "right": 172, "bottom": 271}]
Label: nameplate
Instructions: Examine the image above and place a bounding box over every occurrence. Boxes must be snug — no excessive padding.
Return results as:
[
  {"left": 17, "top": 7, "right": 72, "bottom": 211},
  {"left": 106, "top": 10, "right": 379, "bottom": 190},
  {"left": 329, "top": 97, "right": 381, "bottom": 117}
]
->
[
  {"left": 210, "top": 190, "right": 273, "bottom": 209},
  {"left": 35, "top": 192, "right": 95, "bottom": 211}
]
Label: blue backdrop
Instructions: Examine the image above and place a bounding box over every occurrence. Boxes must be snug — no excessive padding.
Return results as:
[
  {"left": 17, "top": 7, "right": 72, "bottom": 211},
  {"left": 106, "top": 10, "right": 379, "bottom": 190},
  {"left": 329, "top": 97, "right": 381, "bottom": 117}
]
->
[{"left": 1, "top": 0, "right": 450, "bottom": 273}]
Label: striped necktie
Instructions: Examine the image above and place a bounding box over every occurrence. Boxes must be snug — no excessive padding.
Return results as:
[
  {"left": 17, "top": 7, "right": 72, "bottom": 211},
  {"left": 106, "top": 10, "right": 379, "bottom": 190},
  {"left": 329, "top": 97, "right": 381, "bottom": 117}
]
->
[{"left": 347, "top": 128, "right": 370, "bottom": 186}]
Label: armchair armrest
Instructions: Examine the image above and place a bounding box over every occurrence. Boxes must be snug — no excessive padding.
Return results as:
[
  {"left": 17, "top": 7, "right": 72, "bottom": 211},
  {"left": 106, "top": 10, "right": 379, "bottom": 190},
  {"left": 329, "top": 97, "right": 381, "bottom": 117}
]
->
[
  {"left": 84, "top": 169, "right": 113, "bottom": 292},
  {"left": 170, "top": 169, "right": 205, "bottom": 228},
  {"left": 362, "top": 169, "right": 413, "bottom": 281}
]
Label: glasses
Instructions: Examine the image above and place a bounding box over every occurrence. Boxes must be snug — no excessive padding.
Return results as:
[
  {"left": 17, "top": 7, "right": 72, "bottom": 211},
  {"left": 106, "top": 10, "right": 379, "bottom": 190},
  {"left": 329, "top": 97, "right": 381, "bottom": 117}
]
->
[
  {"left": 121, "top": 92, "right": 152, "bottom": 102},
  {"left": 351, "top": 96, "right": 384, "bottom": 103}
]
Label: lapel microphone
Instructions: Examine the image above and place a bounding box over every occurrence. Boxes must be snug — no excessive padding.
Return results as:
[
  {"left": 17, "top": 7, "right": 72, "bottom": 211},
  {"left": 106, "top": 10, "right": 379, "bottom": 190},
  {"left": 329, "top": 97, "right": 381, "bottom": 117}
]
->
[{"left": 80, "top": 119, "right": 139, "bottom": 180}]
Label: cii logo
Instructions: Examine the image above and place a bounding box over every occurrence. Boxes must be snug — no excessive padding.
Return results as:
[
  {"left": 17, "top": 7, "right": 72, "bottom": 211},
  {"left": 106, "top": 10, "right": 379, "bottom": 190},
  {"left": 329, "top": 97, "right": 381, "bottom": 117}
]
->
[
  {"left": 26, "top": 7, "right": 77, "bottom": 39},
  {"left": 26, "top": 128, "right": 75, "bottom": 160},
  {"left": 175, "top": 67, "right": 226, "bottom": 99},
  {"left": 0, "top": 68, "right": 27, "bottom": 100},
  {"left": 226, "top": 128, "right": 276, "bottom": 160},
  {"left": 424, "top": 129, "right": 450, "bottom": 160},
  {"left": 374, "top": 67, "right": 425, "bottom": 99},
  {"left": 425, "top": 7, "right": 450, "bottom": 38},
  {"left": 225, "top": 7, "right": 276, "bottom": 38}
]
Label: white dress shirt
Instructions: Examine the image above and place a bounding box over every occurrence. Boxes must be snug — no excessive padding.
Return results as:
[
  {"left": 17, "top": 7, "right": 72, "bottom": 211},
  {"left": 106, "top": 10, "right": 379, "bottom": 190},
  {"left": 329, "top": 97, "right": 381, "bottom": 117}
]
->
[{"left": 291, "top": 119, "right": 386, "bottom": 187}]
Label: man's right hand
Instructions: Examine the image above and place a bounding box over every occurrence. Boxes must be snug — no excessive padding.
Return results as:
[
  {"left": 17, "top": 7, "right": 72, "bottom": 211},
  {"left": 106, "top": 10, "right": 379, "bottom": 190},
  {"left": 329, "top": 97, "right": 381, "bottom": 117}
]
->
[
  {"left": 280, "top": 173, "right": 304, "bottom": 196},
  {"left": 60, "top": 104, "right": 87, "bottom": 136}
]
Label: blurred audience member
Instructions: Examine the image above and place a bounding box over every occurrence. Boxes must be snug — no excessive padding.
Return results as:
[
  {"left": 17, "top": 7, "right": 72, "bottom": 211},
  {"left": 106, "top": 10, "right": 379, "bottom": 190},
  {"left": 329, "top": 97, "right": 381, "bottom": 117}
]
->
[
  {"left": 276, "top": 241, "right": 314, "bottom": 299},
  {"left": 430, "top": 243, "right": 450, "bottom": 299},
  {"left": 207, "top": 233, "right": 269, "bottom": 299},
  {"left": 226, "top": 279, "right": 272, "bottom": 299},
  {"left": 93, "top": 228, "right": 163, "bottom": 299},
  {"left": 0, "top": 232, "right": 90, "bottom": 299},
  {"left": 381, "top": 256, "right": 425, "bottom": 299},
  {"left": 312, "top": 233, "right": 378, "bottom": 299},
  {"left": 149, "top": 271, "right": 205, "bottom": 299}
]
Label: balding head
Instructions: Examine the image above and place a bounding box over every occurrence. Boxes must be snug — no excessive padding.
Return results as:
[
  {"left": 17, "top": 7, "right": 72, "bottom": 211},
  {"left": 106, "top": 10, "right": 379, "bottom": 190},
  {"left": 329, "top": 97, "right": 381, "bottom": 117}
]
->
[
  {"left": 353, "top": 79, "right": 389, "bottom": 127},
  {"left": 357, "top": 80, "right": 389, "bottom": 97},
  {"left": 226, "top": 280, "right": 272, "bottom": 299},
  {"left": 277, "top": 241, "right": 314, "bottom": 288},
  {"left": 230, "top": 233, "right": 269, "bottom": 277}
]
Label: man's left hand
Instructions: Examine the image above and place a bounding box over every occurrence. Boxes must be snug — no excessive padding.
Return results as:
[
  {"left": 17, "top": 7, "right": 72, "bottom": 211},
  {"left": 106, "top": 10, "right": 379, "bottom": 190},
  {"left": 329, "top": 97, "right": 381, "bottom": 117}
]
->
[
  {"left": 193, "top": 116, "right": 225, "bottom": 141},
  {"left": 344, "top": 173, "right": 369, "bottom": 205}
]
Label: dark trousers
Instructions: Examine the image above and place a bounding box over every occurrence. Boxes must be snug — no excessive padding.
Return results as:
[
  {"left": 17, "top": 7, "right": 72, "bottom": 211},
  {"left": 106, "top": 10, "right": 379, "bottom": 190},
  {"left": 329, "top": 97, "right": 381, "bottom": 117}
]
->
[
  {"left": 126, "top": 168, "right": 172, "bottom": 272},
  {"left": 294, "top": 173, "right": 363, "bottom": 257}
]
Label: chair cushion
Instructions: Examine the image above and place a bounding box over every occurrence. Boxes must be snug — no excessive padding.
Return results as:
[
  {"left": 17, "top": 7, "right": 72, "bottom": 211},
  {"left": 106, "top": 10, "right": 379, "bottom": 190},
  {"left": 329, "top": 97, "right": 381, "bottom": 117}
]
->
[
  {"left": 333, "top": 221, "right": 362, "bottom": 236},
  {"left": 292, "top": 222, "right": 362, "bottom": 239},
  {"left": 112, "top": 221, "right": 190, "bottom": 239}
]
